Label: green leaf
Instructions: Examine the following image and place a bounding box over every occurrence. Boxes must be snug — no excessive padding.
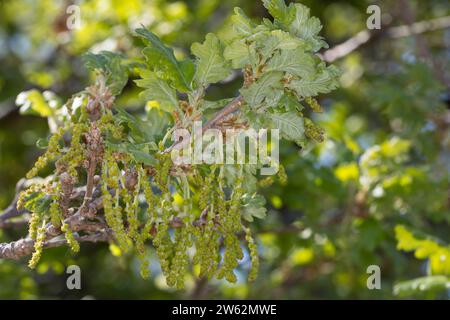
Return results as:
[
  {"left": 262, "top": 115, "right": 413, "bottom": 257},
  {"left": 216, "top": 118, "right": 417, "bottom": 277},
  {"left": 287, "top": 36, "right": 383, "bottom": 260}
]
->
[
  {"left": 106, "top": 142, "right": 157, "bottom": 166},
  {"left": 262, "top": 0, "right": 291, "bottom": 25},
  {"left": 223, "top": 40, "right": 254, "bottom": 69},
  {"left": 202, "top": 98, "right": 234, "bottom": 110},
  {"left": 16, "top": 90, "right": 53, "bottom": 117},
  {"left": 265, "top": 49, "right": 315, "bottom": 78},
  {"left": 135, "top": 70, "right": 178, "bottom": 113},
  {"left": 395, "top": 225, "right": 450, "bottom": 275},
  {"left": 82, "top": 51, "right": 128, "bottom": 95},
  {"left": 223, "top": 164, "right": 258, "bottom": 193},
  {"left": 277, "top": 92, "right": 304, "bottom": 113},
  {"left": 145, "top": 108, "right": 171, "bottom": 142},
  {"left": 135, "top": 28, "right": 193, "bottom": 92},
  {"left": 240, "top": 72, "right": 284, "bottom": 110},
  {"left": 288, "top": 4, "right": 327, "bottom": 51},
  {"left": 191, "top": 33, "right": 232, "bottom": 87},
  {"left": 241, "top": 193, "right": 267, "bottom": 222},
  {"left": 269, "top": 111, "right": 305, "bottom": 144},
  {"left": 254, "top": 30, "right": 306, "bottom": 58},
  {"left": 287, "top": 64, "right": 340, "bottom": 97},
  {"left": 231, "top": 7, "right": 255, "bottom": 37},
  {"left": 115, "top": 107, "right": 166, "bottom": 144}
]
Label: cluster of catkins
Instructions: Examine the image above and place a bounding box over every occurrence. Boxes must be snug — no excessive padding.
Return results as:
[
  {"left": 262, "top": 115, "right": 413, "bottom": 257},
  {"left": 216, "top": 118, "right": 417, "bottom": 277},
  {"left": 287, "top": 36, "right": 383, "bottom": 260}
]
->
[{"left": 18, "top": 79, "right": 259, "bottom": 289}]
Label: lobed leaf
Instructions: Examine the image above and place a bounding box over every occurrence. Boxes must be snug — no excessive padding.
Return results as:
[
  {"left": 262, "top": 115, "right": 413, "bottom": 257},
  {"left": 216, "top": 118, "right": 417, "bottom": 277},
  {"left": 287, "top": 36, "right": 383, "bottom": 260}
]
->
[
  {"left": 269, "top": 111, "right": 305, "bottom": 145},
  {"left": 287, "top": 64, "right": 340, "bottom": 97},
  {"left": 83, "top": 51, "right": 129, "bottom": 95},
  {"left": 135, "top": 70, "right": 179, "bottom": 113},
  {"left": 191, "top": 33, "right": 232, "bottom": 87},
  {"left": 240, "top": 71, "right": 284, "bottom": 110},
  {"left": 136, "top": 28, "right": 194, "bottom": 92}
]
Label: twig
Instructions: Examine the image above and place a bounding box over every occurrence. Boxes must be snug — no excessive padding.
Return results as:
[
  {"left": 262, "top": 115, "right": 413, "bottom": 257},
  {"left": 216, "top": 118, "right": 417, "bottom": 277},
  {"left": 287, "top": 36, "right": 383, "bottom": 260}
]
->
[
  {"left": 321, "top": 16, "right": 450, "bottom": 63},
  {"left": 396, "top": 0, "right": 450, "bottom": 88},
  {"left": 163, "top": 95, "right": 244, "bottom": 154},
  {"left": 0, "top": 232, "right": 109, "bottom": 260}
]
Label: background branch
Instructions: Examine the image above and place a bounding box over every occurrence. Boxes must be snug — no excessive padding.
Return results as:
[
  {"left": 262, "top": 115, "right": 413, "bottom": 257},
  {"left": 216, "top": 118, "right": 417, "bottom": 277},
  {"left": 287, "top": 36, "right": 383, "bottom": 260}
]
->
[{"left": 321, "top": 15, "right": 450, "bottom": 63}]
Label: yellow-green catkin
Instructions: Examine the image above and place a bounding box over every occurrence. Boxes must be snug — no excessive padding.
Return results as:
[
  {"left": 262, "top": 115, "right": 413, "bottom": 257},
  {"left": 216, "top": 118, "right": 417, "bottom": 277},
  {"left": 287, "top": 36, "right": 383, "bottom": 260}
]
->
[
  {"left": 155, "top": 153, "right": 172, "bottom": 193},
  {"left": 193, "top": 222, "right": 220, "bottom": 279},
  {"left": 49, "top": 201, "right": 62, "bottom": 228},
  {"left": 122, "top": 169, "right": 140, "bottom": 241},
  {"left": 192, "top": 168, "right": 222, "bottom": 279},
  {"left": 101, "top": 156, "right": 130, "bottom": 252},
  {"left": 17, "top": 183, "right": 46, "bottom": 209},
  {"left": 26, "top": 129, "right": 63, "bottom": 179},
  {"left": 304, "top": 118, "right": 325, "bottom": 143},
  {"left": 168, "top": 225, "right": 191, "bottom": 289},
  {"left": 61, "top": 222, "right": 80, "bottom": 253},
  {"left": 17, "top": 188, "right": 31, "bottom": 211},
  {"left": 99, "top": 111, "right": 123, "bottom": 139},
  {"left": 259, "top": 176, "right": 274, "bottom": 187},
  {"left": 277, "top": 164, "right": 288, "bottom": 185},
  {"left": 135, "top": 166, "right": 159, "bottom": 279},
  {"left": 305, "top": 97, "right": 323, "bottom": 113},
  {"left": 60, "top": 122, "right": 88, "bottom": 178},
  {"left": 153, "top": 197, "right": 173, "bottom": 283},
  {"left": 29, "top": 221, "right": 47, "bottom": 269},
  {"left": 245, "top": 227, "right": 259, "bottom": 282},
  {"left": 28, "top": 211, "right": 42, "bottom": 240},
  {"left": 135, "top": 232, "right": 150, "bottom": 279},
  {"left": 199, "top": 167, "right": 216, "bottom": 210},
  {"left": 141, "top": 167, "right": 156, "bottom": 222},
  {"left": 49, "top": 183, "right": 63, "bottom": 228},
  {"left": 217, "top": 167, "right": 244, "bottom": 283}
]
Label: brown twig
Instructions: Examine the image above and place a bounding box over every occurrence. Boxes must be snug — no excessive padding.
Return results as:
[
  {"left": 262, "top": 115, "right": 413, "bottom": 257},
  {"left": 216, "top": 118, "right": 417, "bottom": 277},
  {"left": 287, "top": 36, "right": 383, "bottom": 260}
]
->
[
  {"left": 0, "top": 232, "right": 109, "bottom": 260},
  {"left": 395, "top": 0, "right": 450, "bottom": 88},
  {"left": 163, "top": 95, "right": 245, "bottom": 154},
  {"left": 321, "top": 15, "right": 450, "bottom": 63}
]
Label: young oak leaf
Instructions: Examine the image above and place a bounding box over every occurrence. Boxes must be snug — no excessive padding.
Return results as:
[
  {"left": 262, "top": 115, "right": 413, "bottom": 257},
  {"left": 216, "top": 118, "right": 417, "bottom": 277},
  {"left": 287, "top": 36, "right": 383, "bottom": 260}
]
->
[
  {"left": 241, "top": 193, "right": 267, "bottom": 222},
  {"left": 287, "top": 64, "right": 340, "bottom": 97},
  {"left": 269, "top": 111, "right": 305, "bottom": 145},
  {"left": 135, "top": 70, "right": 178, "bottom": 113},
  {"left": 191, "top": 33, "right": 232, "bottom": 87},
  {"left": 135, "top": 28, "right": 194, "bottom": 92},
  {"left": 223, "top": 40, "right": 255, "bottom": 69},
  {"left": 287, "top": 4, "right": 327, "bottom": 51},
  {"left": 82, "top": 51, "right": 128, "bottom": 95},
  {"left": 240, "top": 71, "right": 284, "bottom": 110},
  {"left": 262, "top": 1, "right": 326, "bottom": 52},
  {"left": 265, "top": 49, "right": 315, "bottom": 79},
  {"left": 261, "top": 0, "right": 292, "bottom": 26},
  {"left": 231, "top": 7, "right": 256, "bottom": 37},
  {"left": 253, "top": 29, "right": 306, "bottom": 59}
]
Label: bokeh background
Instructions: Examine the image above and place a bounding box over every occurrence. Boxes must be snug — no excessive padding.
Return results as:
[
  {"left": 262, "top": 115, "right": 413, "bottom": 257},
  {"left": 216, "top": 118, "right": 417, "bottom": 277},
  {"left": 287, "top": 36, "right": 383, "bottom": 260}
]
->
[{"left": 0, "top": 0, "right": 449, "bottom": 299}]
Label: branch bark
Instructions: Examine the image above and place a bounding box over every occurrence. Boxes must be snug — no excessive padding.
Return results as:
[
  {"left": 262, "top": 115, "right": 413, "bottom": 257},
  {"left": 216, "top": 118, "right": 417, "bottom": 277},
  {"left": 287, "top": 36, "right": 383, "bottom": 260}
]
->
[
  {"left": 0, "top": 188, "right": 108, "bottom": 260},
  {"left": 0, "top": 232, "right": 109, "bottom": 260},
  {"left": 321, "top": 15, "right": 450, "bottom": 63}
]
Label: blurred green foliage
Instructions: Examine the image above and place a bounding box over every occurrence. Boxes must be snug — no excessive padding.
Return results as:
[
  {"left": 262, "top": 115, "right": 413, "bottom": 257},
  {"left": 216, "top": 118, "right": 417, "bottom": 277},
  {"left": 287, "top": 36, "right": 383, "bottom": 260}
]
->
[{"left": 0, "top": 0, "right": 449, "bottom": 299}]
